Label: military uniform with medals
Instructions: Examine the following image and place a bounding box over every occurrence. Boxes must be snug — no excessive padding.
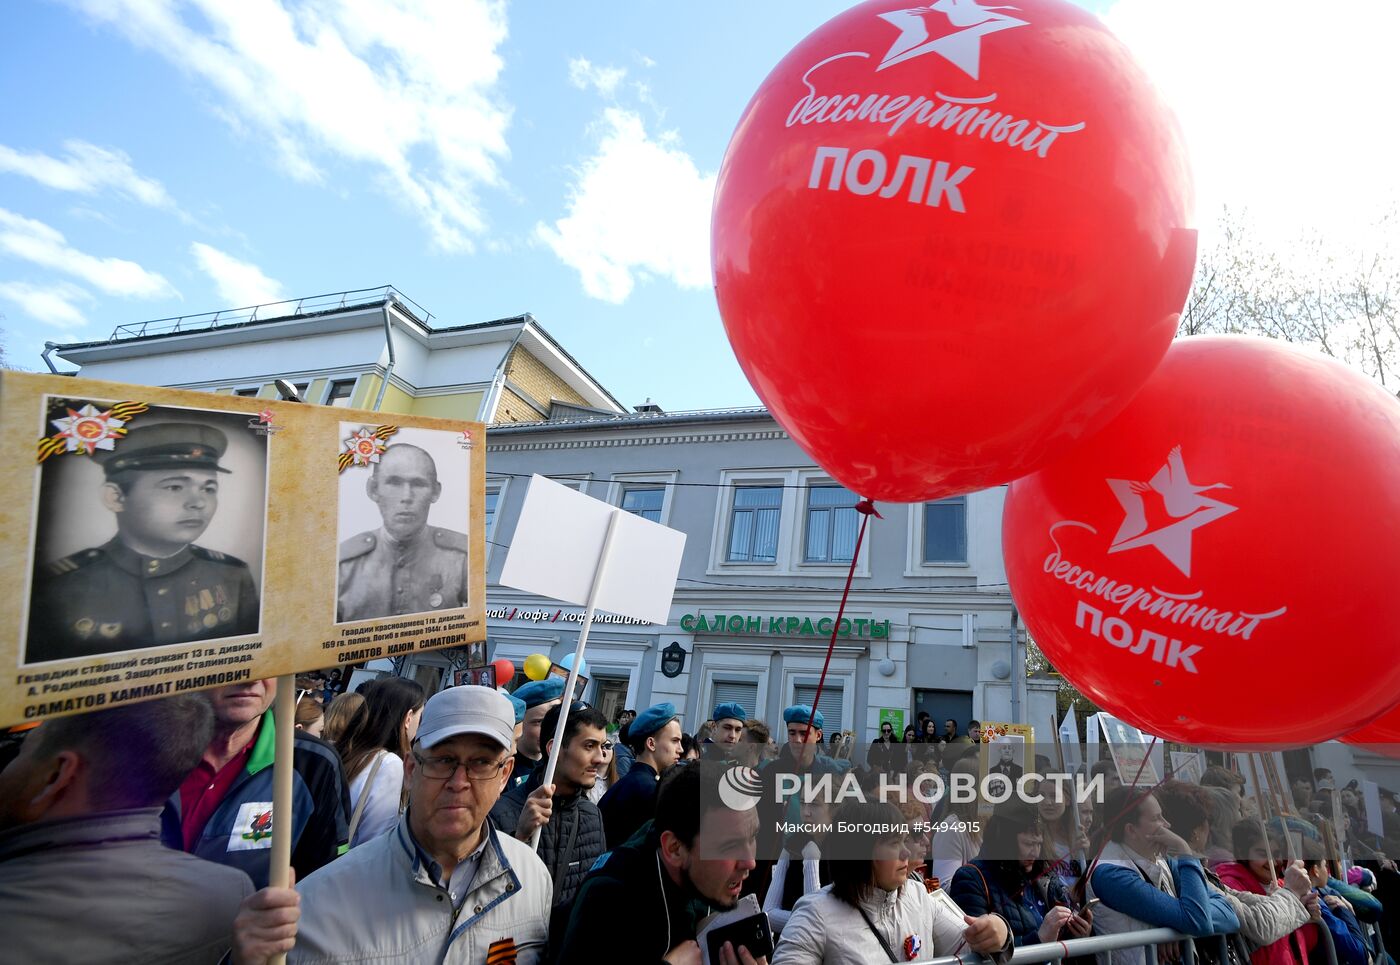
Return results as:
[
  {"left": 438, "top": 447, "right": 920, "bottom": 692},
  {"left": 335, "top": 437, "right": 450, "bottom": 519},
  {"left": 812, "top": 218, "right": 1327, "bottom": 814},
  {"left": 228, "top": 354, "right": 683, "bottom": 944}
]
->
[
  {"left": 336, "top": 526, "right": 469, "bottom": 622},
  {"left": 29, "top": 537, "right": 259, "bottom": 660}
]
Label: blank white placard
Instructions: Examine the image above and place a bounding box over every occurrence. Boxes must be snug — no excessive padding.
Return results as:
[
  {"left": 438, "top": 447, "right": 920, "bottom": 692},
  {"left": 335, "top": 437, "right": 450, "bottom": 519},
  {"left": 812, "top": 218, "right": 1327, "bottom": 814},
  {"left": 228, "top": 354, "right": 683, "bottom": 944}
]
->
[{"left": 498, "top": 475, "right": 685, "bottom": 625}]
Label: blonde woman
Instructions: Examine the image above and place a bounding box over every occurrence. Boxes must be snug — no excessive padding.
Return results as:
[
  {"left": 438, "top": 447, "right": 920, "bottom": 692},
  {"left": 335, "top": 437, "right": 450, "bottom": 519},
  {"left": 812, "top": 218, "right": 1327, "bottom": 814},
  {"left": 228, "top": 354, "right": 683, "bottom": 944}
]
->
[
  {"left": 321, "top": 692, "right": 364, "bottom": 746},
  {"left": 336, "top": 677, "right": 425, "bottom": 847}
]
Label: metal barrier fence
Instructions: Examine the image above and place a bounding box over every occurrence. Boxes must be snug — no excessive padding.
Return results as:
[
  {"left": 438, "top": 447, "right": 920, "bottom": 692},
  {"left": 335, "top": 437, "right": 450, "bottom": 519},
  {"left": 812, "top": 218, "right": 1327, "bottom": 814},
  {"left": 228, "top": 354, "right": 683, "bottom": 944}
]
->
[{"left": 913, "top": 921, "right": 1339, "bottom": 965}]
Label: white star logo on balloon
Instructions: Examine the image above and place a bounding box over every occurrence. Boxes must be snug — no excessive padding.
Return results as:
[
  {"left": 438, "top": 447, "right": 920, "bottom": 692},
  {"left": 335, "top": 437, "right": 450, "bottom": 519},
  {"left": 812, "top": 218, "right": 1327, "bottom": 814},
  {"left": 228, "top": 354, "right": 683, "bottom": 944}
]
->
[
  {"left": 51, "top": 404, "right": 125, "bottom": 454},
  {"left": 876, "top": 0, "right": 1029, "bottom": 79},
  {"left": 1106, "top": 446, "right": 1237, "bottom": 578}
]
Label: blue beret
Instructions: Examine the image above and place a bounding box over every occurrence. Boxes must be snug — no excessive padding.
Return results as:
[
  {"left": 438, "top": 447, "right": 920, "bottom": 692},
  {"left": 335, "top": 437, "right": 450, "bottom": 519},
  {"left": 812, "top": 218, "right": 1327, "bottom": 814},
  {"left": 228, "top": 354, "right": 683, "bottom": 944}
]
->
[
  {"left": 784, "top": 704, "right": 824, "bottom": 730},
  {"left": 506, "top": 694, "right": 527, "bottom": 725},
  {"left": 712, "top": 702, "right": 747, "bottom": 723},
  {"left": 630, "top": 702, "right": 679, "bottom": 740},
  {"left": 512, "top": 676, "right": 566, "bottom": 709}
]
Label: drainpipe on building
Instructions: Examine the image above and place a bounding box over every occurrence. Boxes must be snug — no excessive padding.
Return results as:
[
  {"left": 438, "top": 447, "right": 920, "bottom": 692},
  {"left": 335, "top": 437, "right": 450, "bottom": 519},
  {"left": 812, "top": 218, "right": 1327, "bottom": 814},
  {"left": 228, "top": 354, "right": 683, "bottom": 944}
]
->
[
  {"left": 481, "top": 320, "right": 527, "bottom": 423},
  {"left": 1010, "top": 605, "right": 1025, "bottom": 724},
  {"left": 41, "top": 342, "right": 60, "bottom": 374},
  {"left": 372, "top": 295, "right": 398, "bottom": 412}
]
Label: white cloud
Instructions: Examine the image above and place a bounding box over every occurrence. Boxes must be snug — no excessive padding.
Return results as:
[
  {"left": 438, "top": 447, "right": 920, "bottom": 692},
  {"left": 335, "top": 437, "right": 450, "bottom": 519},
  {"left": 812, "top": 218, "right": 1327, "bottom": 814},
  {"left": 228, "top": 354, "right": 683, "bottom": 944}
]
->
[
  {"left": 62, "top": 0, "right": 512, "bottom": 253},
  {"left": 0, "top": 140, "right": 176, "bottom": 209},
  {"left": 0, "top": 281, "right": 94, "bottom": 328},
  {"left": 569, "top": 57, "right": 627, "bottom": 97},
  {"left": 1102, "top": 0, "right": 1400, "bottom": 248},
  {"left": 536, "top": 109, "right": 715, "bottom": 303},
  {"left": 0, "top": 208, "right": 176, "bottom": 298},
  {"left": 191, "top": 243, "right": 286, "bottom": 306}
]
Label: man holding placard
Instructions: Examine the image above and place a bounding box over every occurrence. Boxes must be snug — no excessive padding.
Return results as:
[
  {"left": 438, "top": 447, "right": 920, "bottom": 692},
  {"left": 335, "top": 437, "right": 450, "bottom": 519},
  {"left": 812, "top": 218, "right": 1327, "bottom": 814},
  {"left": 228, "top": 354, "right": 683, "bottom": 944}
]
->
[
  {"left": 490, "top": 702, "right": 608, "bottom": 908},
  {"left": 231, "top": 686, "right": 551, "bottom": 963}
]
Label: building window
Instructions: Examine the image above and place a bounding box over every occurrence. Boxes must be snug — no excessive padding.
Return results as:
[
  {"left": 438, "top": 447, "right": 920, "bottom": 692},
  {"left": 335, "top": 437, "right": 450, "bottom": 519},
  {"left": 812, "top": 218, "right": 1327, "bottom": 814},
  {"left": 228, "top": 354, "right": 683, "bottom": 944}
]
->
[
  {"left": 727, "top": 486, "right": 782, "bottom": 563},
  {"left": 234, "top": 387, "right": 260, "bottom": 397},
  {"left": 794, "top": 682, "right": 845, "bottom": 733},
  {"left": 621, "top": 487, "right": 664, "bottom": 522},
  {"left": 326, "top": 379, "right": 355, "bottom": 407},
  {"left": 484, "top": 488, "right": 500, "bottom": 541},
  {"left": 804, "top": 485, "right": 859, "bottom": 563},
  {"left": 710, "top": 680, "right": 760, "bottom": 720},
  {"left": 923, "top": 495, "right": 967, "bottom": 563}
]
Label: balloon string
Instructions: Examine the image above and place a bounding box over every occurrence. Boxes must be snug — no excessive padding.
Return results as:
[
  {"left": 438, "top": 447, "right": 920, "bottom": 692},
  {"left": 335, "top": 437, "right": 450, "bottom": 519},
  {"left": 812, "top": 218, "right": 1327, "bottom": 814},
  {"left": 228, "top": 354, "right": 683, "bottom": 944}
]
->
[
  {"left": 1071, "top": 736, "right": 1163, "bottom": 905},
  {"left": 801, "top": 499, "right": 882, "bottom": 749}
]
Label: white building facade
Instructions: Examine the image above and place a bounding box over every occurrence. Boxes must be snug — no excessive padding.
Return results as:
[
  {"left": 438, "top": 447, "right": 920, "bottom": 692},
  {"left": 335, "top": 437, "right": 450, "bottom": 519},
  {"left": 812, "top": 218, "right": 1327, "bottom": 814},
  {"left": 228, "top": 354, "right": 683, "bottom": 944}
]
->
[{"left": 46, "top": 288, "right": 1055, "bottom": 743}]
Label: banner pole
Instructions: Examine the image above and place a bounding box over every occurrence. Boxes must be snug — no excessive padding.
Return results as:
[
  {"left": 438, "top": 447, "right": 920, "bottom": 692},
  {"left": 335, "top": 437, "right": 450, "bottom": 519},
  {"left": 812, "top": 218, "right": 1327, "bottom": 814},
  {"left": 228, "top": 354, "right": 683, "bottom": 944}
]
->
[
  {"left": 531, "top": 509, "right": 622, "bottom": 852},
  {"left": 1247, "top": 753, "right": 1281, "bottom": 866},
  {"left": 269, "top": 673, "right": 296, "bottom": 965},
  {"left": 267, "top": 383, "right": 303, "bottom": 965}
]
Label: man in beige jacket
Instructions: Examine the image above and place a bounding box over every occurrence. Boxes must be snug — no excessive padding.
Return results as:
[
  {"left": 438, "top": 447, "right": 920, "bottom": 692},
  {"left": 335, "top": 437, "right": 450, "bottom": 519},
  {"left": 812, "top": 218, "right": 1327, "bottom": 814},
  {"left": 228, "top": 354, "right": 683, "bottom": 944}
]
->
[{"left": 232, "top": 686, "right": 552, "bottom": 964}]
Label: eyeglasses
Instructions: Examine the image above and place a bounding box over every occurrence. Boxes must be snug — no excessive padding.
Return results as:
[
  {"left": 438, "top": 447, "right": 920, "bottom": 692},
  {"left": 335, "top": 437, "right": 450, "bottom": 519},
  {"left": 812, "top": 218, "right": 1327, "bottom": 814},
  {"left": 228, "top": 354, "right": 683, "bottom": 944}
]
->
[{"left": 413, "top": 752, "right": 510, "bottom": 781}]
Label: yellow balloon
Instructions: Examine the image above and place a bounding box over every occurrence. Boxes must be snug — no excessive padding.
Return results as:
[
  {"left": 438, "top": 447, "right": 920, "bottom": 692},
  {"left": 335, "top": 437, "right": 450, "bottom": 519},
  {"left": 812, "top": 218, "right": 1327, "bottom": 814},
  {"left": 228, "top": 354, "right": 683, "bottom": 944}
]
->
[{"left": 524, "top": 653, "right": 552, "bottom": 681}]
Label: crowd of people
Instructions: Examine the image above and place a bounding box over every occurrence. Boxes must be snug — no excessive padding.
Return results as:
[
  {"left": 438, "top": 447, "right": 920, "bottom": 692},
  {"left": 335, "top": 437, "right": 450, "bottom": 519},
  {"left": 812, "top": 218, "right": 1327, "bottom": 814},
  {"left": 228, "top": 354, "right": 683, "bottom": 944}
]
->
[{"left": 2, "top": 676, "right": 1398, "bottom": 965}]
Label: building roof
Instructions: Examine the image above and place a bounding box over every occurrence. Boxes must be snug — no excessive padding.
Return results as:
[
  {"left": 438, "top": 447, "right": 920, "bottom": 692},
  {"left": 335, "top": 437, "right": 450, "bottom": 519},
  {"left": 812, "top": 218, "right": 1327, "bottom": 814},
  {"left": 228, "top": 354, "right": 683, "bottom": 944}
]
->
[
  {"left": 45, "top": 285, "right": 626, "bottom": 413},
  {"left": 489, "top": 405, "right": 775, "bottom": 433}
]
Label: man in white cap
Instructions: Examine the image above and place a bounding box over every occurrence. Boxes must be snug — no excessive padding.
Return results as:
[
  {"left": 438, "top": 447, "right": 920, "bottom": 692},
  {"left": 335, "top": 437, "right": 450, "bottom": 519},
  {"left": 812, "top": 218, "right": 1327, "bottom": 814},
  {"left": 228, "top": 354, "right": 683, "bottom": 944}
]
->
[{"left": 230, "top": 685, "right": 552, "bottom": 964}]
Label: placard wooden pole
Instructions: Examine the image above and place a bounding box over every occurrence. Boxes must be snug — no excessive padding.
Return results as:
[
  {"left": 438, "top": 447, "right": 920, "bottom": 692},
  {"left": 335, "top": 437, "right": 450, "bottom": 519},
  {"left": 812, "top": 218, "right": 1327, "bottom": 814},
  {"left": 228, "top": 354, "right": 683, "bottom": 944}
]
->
[
  {"left": 531, "top": 509, "right": 622, "bottom": 852},
  {"left": 1247, "top": 753, "right": 1281, "bottom": 868},
  {"left": 269, "top": 382, "right": 303, "bottom": 965},
  {"left": 269, "top": 673, "right": 296, "bottom": 965}
]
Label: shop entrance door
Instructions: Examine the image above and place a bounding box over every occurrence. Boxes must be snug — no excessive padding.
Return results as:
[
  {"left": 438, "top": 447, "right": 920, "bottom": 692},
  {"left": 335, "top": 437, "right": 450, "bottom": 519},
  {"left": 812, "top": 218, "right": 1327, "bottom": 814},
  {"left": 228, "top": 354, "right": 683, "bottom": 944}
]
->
[
  {"left": 913, "top": 689, "right": 974, "bottom": 740},
  {"left": 593, "top": 676, "right": 629, "bottom": 724}
]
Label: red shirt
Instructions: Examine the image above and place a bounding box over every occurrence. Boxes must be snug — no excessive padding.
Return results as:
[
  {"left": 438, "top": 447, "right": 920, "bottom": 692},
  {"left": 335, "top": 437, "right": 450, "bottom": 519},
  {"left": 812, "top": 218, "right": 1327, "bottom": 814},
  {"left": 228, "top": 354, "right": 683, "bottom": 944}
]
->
[{"left": 178, "top": 723, "right": 258, "bottom": 851}]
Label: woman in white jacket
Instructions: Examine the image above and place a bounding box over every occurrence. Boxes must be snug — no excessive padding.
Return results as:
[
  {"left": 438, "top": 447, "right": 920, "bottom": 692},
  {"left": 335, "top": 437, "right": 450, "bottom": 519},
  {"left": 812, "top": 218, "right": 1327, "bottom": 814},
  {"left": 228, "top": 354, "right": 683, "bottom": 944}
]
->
[
  {"left": 336, "top": 676, "right": 425, "bottom": 847},
  {"left": 774, "top": 800, "right": 1013, "bottom": 965}
]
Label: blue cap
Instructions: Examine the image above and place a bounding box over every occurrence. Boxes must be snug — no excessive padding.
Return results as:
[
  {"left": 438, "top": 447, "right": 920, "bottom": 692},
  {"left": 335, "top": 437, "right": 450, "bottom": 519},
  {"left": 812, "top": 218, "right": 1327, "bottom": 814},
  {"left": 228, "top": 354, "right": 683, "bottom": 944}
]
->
[
  {"left": 712, "top": 702, "right": 747, "bottom": 723},
  {"left": 513, "top": 676, "right": 566, "bottom": 709},
  {"left": 506, "top": 694, "right": 527, "bottom": 725},
  {"left": 784, "top": 704, "right": 824, "bottom": 730},
  {"left": 630, "top": 702, "right": 679, "bottom": 740}
]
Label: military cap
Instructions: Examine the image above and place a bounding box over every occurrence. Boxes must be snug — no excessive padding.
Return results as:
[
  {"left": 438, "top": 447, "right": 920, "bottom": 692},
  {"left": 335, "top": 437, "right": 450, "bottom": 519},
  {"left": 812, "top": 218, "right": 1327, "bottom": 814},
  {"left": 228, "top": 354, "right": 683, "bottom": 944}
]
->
[
  {"left": 784, "top": 704, "right": 824, "bottom": 730},
  {"left": 512, "top": 676, "right": 566, "bottom": 709},
  {"left": 712, "top": 701, "right": 747, "bottom": 723},
  {"left": 506, "top": 693, "right": 527, "bottom": 726},
  {"left": 95, "top": 422, "right": 231, "bottom": 477},
  {"left": 630, "top": 702, "right": 679, "bottom": 740}
]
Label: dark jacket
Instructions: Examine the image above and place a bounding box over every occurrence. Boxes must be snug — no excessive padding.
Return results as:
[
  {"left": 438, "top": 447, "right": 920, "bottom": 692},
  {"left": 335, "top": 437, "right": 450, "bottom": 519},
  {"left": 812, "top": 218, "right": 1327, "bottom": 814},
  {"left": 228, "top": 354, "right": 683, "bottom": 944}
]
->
[
  {"left": 555, "top": 827, "right": 715, "bottom": 965},
  {"left": 1, "top": 808, "right": 253, "bottom": 964},
  {"left": 161, "top": 712, "right": 351, "bottom": 889},
  {"left": 598, "top": 761, "right": 660, "bottom": 850},
  {"left": 866, "top": 738, "right": 908, "bottom": 774},
  {"left": 489, "top": 761, "right": 606, "bottom": 907},
  {"left": 951, "top": 859, "right": 1072, "bottom": 946},
  {"left": 1312, "top": 887, "right": 1369, "bottom": 965}
]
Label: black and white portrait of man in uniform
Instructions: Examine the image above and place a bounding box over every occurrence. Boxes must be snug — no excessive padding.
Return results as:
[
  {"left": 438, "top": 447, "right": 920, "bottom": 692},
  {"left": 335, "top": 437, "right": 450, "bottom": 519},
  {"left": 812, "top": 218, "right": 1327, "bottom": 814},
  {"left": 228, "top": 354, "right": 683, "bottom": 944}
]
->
[
  {"left": 25, "top": 407, "right": 266, "bottom": 664},
  {"left": 336, "top": 438, "right": 470, "bottom": 623}
]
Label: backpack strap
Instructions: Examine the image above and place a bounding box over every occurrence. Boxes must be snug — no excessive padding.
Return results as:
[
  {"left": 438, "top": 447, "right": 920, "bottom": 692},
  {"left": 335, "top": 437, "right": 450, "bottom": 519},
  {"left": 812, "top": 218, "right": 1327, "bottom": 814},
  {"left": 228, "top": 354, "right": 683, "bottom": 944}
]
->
[{"left": 347, "top": 751, "right": 386, "bottom": 844}]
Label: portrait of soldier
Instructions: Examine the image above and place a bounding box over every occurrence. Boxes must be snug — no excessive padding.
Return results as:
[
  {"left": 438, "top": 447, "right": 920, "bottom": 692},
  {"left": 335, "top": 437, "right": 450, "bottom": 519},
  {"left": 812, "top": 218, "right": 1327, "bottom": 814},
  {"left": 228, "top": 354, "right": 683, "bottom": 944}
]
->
[
  {"left": 337, "top": 443, "right": 469, "bottom": 622},
  {"left": 988, "top": 738, "right": 1024, "bottom": 783},
  {"left": 26, "top": 421, "right": 260, "bottom": 663}
]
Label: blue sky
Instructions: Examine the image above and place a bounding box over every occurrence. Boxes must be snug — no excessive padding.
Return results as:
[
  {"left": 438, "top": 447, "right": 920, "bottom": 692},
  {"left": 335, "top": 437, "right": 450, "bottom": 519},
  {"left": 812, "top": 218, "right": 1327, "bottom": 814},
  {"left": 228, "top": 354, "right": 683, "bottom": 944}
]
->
[{"left": 1, "top": 1, "right": 1394, "bottom": 409}]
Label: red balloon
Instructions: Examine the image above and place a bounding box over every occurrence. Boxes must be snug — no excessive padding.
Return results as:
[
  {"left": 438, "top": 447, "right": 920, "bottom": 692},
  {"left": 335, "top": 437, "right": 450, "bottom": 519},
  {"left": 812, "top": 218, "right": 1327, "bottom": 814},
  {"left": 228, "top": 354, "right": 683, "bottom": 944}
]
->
[
  {"left": 1341, "top": 711, "right": 1400, "bottom": 758},
  {"left": 1003, "top": 336, "right": 1400, "bottom": 746},
  {"left": 713, "top": 0, "right": 1194, "bottom": 502},
  {"left": 491, "top": 659, "right": 516, "bottom": 687}
]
